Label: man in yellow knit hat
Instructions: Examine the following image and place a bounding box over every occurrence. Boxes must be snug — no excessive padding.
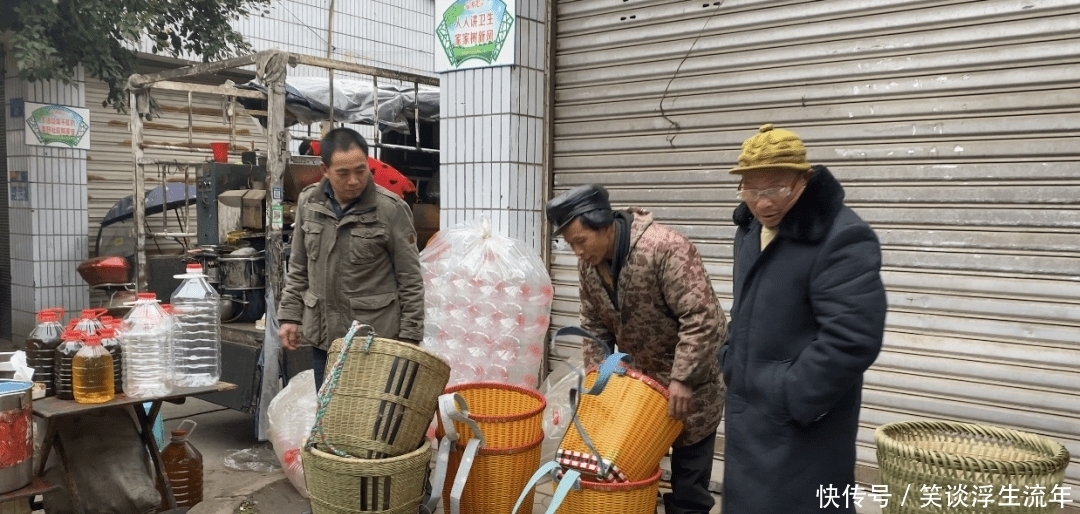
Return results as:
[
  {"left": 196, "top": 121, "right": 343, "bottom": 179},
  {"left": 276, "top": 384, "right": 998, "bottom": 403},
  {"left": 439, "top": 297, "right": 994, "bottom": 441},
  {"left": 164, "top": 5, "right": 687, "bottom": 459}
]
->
[{"left": 720, "top": 124, "right": 887, "bottom": 513}]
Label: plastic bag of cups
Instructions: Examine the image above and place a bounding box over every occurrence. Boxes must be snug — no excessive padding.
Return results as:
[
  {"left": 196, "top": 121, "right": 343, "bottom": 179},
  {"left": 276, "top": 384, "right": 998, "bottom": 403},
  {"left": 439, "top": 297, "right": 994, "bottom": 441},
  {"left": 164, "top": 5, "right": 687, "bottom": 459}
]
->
[{"left": 420, "top": 217, "right": 553, "bottom": 388}]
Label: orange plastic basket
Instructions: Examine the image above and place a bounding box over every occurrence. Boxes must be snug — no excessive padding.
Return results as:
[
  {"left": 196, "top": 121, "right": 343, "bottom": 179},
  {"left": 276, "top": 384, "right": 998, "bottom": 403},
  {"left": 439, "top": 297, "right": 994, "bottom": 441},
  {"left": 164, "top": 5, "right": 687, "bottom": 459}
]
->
[
  {"left": 436, "top": 382, "right": 545, "bottom": 448},
  {"left": 511, "top": 463, "right": 661, "bottom": 514},
  {"left": 557, "top": 354, "right": 683, "bottom": 483},
  {"left": 429, "top": 383, "right": 546, "bottom": 514},
  {"left": 551, "top": 467, "right": 662, "bottom": 514},
  {"left": 442, "top": 435, "right": 543, "bottom": 514}
]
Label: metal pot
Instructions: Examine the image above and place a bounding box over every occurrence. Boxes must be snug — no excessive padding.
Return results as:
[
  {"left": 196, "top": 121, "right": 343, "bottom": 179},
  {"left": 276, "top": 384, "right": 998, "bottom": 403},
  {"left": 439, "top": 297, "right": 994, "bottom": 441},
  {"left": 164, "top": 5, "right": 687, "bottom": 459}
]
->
[
  {"left": 0, "top": 380, "right": 34, "bottom": 494},
  {"left": 219, "top": 255, "right": 266, "bottom": 290}
]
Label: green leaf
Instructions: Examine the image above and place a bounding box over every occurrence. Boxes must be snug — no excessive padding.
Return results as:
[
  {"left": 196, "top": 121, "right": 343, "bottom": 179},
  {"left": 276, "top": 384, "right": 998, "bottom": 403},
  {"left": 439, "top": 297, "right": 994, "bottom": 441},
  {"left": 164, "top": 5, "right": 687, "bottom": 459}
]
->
[{"left": 12, "top": 0, "right": 271, "bottom": 109}]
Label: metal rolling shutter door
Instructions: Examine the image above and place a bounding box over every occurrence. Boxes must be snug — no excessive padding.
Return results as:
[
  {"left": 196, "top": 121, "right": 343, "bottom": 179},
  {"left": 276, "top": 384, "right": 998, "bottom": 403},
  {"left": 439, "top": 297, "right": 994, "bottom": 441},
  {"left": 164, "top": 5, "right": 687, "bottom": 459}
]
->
[{"left": 549, "top": 0, "right": 1080, "bottom": 490}]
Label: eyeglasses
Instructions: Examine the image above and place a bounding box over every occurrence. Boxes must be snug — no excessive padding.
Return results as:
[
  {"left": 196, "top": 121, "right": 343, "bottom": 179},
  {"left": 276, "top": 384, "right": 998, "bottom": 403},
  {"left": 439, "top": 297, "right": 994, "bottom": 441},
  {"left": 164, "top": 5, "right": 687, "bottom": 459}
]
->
[{"left": 736, "top": 184, "right": 796, "bottom": 202}]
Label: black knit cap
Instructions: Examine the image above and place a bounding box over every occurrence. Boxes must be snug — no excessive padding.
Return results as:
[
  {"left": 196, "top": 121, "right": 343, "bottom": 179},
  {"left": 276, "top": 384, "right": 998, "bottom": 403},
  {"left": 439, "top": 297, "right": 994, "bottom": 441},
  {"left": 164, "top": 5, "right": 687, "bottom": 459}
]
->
[{"left": 545, "top": 184, "right": 613, "bottom": 235}]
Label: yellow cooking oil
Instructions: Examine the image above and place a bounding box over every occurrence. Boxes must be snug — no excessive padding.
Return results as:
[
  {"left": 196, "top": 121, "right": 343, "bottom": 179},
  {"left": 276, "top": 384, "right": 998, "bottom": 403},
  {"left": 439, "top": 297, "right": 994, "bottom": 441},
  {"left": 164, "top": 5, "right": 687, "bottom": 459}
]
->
[{"left": 72, "top": 334, "right": 115, "bottom": 404}]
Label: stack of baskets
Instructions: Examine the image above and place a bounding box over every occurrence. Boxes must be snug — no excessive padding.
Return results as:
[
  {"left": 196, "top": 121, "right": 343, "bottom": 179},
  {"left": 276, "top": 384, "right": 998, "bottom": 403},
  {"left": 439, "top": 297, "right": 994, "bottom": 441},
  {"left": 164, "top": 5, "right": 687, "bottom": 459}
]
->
[
  {"left": 428, "top": 382, "right": 547, "bottom": 514},
  {"left": 513, "top": 326, "right": 685, "bottom": 514},
  {"left": 303, "top": 323, "right": 452, "bottom": 514}
]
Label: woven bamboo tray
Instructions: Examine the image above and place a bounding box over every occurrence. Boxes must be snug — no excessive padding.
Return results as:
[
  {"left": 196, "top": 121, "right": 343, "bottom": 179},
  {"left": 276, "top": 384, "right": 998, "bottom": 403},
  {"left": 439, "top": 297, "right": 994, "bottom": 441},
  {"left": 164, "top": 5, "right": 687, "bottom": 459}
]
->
[
  {"left": 319, "top": 333, "right": 450, "bottom": 459},
  {"left": 304, "top": 440, "right": 432, "bottom": 514},
  {"left": 875, "top": 421, "right": 1070, "bottom": 514}
]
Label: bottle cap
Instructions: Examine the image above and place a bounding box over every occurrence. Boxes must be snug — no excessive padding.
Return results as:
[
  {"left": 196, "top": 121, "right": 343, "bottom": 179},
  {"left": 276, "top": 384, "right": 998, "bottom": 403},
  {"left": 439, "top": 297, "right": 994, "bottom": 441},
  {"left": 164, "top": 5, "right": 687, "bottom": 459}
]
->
[
  {"left": 162, "top": 304, "right": 175, "bottom": 315},
  {"left": 171, "top": 429, "right": 188, "bottom": 437},
  {"left": 84, "top": 334, "right": 101, "bottom": 346},
  {"left": 61, "top": 330, "right": 83, "bottom": 341},
  {"left": 98, "top": 327, "right": 115, "bottom": 339},
  {"left": 80, "top": 309, "right": 96, "bottom": 319},
  {"left": 39, "top": 310, "right": 59, "bottom": 323},
  {"left": 137, "top": 292, "right": 156, "bottom": 300},
  {"left": 186, "top": 263, "right": 203, "bottom": 273}
]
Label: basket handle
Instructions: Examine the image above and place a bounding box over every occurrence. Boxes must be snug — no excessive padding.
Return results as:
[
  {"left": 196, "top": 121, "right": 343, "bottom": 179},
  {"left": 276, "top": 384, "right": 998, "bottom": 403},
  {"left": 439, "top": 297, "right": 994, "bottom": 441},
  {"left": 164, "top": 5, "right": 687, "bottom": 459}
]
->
[
  {"left": 304, "top": 321, "right": 375, "bottom": 456},
  {"left": 587, "top": 351, "right": 631, "bottom": 396},
  {"left": 553, "top": 325, "right": 613, "bottom": 358},
  {"left": 426, "top": 393, "right": 486, "bottom": 514},
  {"left": 511, "top": 461, "right": 581, "bottom": 514},
  {"left": 566, "top": 375, "right": 614, "bottom": 480}
]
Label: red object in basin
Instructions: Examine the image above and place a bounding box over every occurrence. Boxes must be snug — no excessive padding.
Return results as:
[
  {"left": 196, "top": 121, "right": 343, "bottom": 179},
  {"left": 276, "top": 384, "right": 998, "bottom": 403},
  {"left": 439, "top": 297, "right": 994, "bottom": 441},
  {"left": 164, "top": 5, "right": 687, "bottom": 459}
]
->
[
  {"left": 77, "top": 256, "right": 131, "bottom": 286},
  {"left": 368, "top": 157, "right": 416, "bottom": 199}
]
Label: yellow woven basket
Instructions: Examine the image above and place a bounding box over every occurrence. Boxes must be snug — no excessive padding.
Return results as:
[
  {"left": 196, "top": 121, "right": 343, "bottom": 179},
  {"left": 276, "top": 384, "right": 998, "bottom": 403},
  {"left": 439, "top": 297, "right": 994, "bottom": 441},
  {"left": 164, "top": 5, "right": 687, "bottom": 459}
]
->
[
  {"left": 304, "top": 440, "right": 432, "bottom": 514},
  {"left": 317, "top": 324, "right": 450, "bottom": 459},
  {"left": 875, "top": 421, "right": 1070, "bottom": 514},
  {"left": 557, "top": 355, "right": 682, "bottom": 483},
  {"left": 550, "top": 467, "right": 661, "bottom": 514},
  {"left": 430, "top": 382, "right": 547, "bottom": 514},
  {"left": 442, "top": 435, "right": 544, "bottom": 514},
  {"left": 436, "top": 382, "right": 546, "bottom": 448}
]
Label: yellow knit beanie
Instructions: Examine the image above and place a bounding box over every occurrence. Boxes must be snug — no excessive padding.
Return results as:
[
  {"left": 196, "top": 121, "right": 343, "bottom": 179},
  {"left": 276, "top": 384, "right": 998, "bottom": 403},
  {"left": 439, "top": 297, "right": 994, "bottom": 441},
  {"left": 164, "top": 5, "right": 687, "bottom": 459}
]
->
[{"left": 729, "top": 123, "right": 812, "bottom": 174}]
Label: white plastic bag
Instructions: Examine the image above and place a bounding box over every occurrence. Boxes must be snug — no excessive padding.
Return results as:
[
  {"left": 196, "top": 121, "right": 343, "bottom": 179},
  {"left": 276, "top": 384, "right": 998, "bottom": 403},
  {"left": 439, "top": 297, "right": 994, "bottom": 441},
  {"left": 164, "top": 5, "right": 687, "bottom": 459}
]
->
[
  {"left": 420, "top": 217, "right": 554, "bottom": 388},
  {"left": 539, "top": 356, "right": 583, "bottom": 463},
  {"left": 266, "top": 370, "right": 317, "bottom": 497}
]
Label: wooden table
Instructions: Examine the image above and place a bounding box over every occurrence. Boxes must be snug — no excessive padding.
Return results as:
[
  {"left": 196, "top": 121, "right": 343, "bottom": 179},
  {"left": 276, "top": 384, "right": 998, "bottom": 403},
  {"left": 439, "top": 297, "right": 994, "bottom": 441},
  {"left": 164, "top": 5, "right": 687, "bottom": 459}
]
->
[
  {"left": 0, "top": 478, "right": 58, "bottom": 514},
  {"left": 32, "top": 383, "right": 237, "bottom": 514}
]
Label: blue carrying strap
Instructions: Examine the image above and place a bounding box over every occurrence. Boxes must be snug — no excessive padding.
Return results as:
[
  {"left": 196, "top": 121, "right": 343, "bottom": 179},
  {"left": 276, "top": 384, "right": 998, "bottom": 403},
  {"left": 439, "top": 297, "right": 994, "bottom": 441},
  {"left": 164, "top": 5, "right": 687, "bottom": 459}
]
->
[
  {"left": 511, "top": 461, "right": 583, "bottom": 514},
  {"left": 566, "top": 351, "right": 630, "bottom": 480},
  {"left": 425, "top": 393, "right": 485, "bottom": 514}
]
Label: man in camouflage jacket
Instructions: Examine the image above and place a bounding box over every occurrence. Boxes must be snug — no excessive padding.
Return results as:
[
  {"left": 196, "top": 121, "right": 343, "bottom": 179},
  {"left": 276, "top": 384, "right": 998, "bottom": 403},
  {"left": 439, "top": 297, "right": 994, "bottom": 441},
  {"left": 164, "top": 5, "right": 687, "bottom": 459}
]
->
[{"left": 546, "top": 184, "right": 727, "bottom": 514}]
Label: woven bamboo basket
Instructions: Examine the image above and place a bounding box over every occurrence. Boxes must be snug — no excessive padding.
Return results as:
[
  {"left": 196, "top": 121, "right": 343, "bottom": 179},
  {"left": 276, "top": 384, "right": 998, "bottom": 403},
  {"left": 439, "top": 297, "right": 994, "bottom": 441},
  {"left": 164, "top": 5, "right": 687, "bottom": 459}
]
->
[
  {"left": 547, "top": 467, "right": 661, "bottom": 514},
  {"left": 557, "top": 358, "right": 682, "bottom": 483},
  {"left": 434, "top": 383, "right": 546, "bottom": 514},
  {"left": 875, "top": 421, "right": 1070, "bottom": 514},
  {"left": 318, "top": 329, "right": 450, "bottom": 459},
  {"left": 304, "top": 440, "right": 432, "bottom": 514}
]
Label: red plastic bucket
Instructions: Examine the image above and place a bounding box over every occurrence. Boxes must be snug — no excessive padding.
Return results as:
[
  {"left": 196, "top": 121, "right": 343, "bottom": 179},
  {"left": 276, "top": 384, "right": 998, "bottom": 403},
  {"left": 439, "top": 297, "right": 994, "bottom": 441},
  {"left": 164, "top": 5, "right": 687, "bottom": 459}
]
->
[{"left": 210, "top": 142, "right": 230, "bottom": 163}]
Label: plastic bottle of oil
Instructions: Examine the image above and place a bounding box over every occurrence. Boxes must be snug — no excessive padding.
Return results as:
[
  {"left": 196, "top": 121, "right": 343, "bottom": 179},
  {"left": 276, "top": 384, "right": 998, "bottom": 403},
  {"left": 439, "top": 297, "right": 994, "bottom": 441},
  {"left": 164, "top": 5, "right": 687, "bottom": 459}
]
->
[
  {"left": 160, "top": 420, "right": 203, "bottom": 508},
  {"left": 72, "top": 334, "right": 114, "bottom": 404},
  {"left": 73, "top": 309, "right": 105, "bottom": 335},
  {"left": 54, "top": 330, "right": 85, "bottom": 400},
  {"left": 98, "top": 326, "right": 123, "bottom": 394},
  {"left": 25, "top": 309, "right": 64, "bottom": 396}
]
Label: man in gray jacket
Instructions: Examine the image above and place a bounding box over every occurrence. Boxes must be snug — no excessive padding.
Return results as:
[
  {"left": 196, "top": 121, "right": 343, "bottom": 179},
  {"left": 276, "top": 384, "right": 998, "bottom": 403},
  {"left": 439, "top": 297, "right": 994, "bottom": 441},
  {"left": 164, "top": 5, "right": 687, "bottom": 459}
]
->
[{"left": 278, "top": 128, "right": 424, "bottom": 388}]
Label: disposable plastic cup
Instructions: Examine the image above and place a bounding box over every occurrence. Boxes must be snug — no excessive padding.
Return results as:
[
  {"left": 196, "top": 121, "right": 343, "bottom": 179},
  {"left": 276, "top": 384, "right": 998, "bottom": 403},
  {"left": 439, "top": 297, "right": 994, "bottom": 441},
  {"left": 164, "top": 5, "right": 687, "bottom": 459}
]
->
[{"left": 210, "top": 142, "right": 229, "bottom": 163}]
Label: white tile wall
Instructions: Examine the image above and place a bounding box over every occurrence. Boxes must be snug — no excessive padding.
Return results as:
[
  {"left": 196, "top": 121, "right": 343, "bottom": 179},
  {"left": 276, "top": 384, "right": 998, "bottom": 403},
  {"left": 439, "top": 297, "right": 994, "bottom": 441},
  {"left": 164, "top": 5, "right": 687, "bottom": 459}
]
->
[
  {"left": 4, "top": 53, "right": 90, "bottom": 341},
  {"left": 439, "top": 0, "right": 547, "bottom": 255}
]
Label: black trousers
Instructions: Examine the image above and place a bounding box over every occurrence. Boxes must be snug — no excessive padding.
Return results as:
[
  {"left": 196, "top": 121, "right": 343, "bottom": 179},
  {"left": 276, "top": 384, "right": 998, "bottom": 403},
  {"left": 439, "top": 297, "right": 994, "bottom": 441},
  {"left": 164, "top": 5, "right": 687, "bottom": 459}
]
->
[
  {"left": 664, "top": 434, "right": 717, "bottom": 514},
  {"left": 312, "top": 346, "right": 328, "bottom": 391}
]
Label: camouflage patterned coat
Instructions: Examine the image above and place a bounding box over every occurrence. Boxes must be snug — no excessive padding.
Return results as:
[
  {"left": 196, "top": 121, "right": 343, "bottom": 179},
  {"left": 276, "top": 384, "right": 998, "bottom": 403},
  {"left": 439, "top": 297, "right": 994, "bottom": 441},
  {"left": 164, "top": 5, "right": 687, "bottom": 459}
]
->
[{"left": 578, "top": 208, "right": 727, "bottom": 447}]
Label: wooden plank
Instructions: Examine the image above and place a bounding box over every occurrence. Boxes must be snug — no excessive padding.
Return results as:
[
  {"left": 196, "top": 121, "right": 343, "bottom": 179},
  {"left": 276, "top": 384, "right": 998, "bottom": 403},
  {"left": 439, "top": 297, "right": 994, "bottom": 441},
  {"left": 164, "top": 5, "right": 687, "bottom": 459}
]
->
[
  {"left": 0, "top": 477, "right": 58, "bottom": 503},
  {"left": 129, "top": 52, "right": 266, "bottom": 86},
  {"left": 289, "top": 54, "right": 439, "bottom": 86},
  {"left": 150, "top": 80, "right": 267, "bottom": 100},
  {"left": 31, "top": 382, "right": 237, "bottom": 419}
]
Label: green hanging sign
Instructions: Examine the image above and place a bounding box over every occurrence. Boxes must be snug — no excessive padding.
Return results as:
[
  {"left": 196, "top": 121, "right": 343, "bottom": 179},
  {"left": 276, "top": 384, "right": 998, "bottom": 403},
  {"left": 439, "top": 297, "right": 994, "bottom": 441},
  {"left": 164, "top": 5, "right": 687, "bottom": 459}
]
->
[
  {"left": 24, "top": 103, "right": 91, "bottom": 149},
  {"left": 436, "top": 0, "right": 516, "bottom": 71}
]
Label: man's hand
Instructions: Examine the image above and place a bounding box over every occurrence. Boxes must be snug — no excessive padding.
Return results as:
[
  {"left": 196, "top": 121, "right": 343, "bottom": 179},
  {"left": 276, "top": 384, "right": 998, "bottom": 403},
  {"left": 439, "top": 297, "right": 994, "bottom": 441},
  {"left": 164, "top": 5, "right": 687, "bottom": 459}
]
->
[
  {"left": 668, "top": 379, "right": 693, "bottom": 420},
  {"left": 279, "top": 323, "right": 300, "bottom": 350}
]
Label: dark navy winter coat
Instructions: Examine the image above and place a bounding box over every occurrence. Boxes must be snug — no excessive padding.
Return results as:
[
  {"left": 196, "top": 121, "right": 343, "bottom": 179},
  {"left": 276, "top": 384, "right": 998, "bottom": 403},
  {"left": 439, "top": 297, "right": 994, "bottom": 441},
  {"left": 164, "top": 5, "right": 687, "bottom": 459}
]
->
[{"left": 720, "top": 166, "right": 887, "bottom": 513}]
